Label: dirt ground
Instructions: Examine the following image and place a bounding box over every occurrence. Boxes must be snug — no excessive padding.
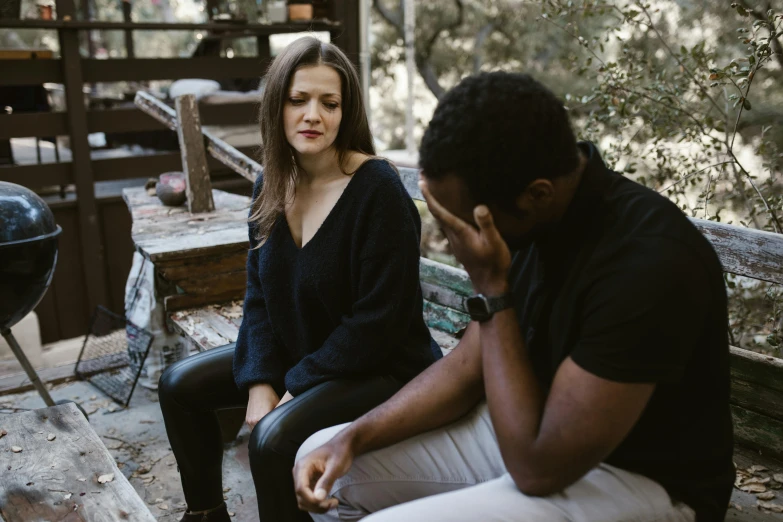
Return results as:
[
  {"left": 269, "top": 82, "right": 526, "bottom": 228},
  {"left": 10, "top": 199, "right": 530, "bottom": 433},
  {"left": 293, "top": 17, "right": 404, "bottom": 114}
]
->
[{"left": 2, "top": 378, "right": 783, "bottom": 521}]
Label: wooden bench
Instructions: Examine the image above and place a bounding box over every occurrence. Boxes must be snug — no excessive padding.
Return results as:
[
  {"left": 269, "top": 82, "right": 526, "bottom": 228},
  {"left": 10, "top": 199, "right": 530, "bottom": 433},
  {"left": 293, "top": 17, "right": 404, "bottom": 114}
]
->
[
  {"left": 165, "top": 167, "right": 783, "bottom": 461},
  {"left": 126, "top": 92, "right": 783, "bottom": 517},
  {"left": 0, "top": 402, "right": 155, "bottom": 521}
]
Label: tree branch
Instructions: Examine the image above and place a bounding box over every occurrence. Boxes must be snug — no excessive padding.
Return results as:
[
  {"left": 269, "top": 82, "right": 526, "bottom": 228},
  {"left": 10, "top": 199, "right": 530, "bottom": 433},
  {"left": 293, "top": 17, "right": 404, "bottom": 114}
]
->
[
  {"left": 473, "top": 22, "right": 495, "bottom": 74},
  {"left": 373, "top": 0, "right": 402, "bottom": 30},
  {"left": 739, "top": 0, "right": 783, "bottom": 69},
  {"left": 373, "top": 0, "right": 465, "bottom": 99}
]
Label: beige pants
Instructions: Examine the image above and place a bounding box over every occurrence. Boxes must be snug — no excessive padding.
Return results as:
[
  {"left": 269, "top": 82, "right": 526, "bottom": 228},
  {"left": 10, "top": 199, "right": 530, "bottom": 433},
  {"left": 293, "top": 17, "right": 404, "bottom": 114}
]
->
[{"left": 296, "top": 403, "right": 695, "bottom": 522}]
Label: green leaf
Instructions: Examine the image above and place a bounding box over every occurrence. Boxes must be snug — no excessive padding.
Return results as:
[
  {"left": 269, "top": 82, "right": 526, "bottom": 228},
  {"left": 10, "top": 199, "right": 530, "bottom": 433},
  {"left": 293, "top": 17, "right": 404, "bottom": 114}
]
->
[{"left": 743, "top": 98, "right": 752, "bottom": 110}]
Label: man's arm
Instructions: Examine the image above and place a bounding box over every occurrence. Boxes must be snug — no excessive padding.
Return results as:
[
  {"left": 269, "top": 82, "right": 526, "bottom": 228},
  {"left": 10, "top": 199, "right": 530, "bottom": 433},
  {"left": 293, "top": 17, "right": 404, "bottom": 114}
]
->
[
  {"left": 294, "top": 321, "right": 484, "bottom": 512},
  {"left": 417, "top": 181, "right": 674, "bottom": 497},
  {"left": 480, "top": 306, "right": 654, "bottom": 495}
]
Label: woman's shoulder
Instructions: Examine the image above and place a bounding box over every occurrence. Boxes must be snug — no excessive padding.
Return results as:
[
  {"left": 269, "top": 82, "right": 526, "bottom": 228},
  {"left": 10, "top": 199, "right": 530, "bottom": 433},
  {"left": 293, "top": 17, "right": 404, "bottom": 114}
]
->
[{"left": 352, "top": 156, "right": 407, "bottom": 193}]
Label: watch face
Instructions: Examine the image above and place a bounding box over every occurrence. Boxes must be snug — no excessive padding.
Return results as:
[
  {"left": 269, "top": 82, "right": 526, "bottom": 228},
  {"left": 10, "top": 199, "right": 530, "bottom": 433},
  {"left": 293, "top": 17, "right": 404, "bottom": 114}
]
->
[{"left": 466, "top": 295, "right": 490, "bottom": 321}]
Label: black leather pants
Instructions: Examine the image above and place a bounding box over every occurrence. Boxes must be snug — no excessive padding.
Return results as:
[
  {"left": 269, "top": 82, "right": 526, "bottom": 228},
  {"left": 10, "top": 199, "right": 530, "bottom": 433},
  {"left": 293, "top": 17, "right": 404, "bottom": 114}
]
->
[{"left": 158, "top": 344, "right": 403, "bottom": 522}]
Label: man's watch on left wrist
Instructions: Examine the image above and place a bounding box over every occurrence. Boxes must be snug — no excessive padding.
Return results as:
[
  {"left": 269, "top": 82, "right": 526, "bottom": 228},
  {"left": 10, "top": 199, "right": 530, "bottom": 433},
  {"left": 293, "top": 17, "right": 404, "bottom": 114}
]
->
[{"left": 465, "top": 293, "right": 514, "bottom": 323}]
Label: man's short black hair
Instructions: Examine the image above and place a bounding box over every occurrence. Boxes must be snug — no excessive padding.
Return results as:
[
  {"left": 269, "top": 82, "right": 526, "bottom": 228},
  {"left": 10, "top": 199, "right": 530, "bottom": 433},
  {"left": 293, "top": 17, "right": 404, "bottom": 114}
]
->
[{"left": 419, "top": 72, "right": 580, "bottom": 205}]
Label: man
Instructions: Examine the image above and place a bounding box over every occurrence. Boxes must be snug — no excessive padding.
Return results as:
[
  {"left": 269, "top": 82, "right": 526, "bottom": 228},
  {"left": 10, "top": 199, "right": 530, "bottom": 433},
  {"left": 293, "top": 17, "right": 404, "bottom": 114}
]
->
[{"left": 292, "top": 72, "right": 734, "bottom": 521}]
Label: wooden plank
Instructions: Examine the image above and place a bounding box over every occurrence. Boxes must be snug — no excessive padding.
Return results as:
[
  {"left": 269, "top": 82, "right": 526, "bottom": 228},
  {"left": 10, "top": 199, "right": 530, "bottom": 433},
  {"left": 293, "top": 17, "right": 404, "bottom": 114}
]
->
[
  {"left": 693, "top": 219, "right": 783, "bottom": 285},
  {"left": 0, "top": 162, "right": 73, "bottom": 188},
  {"left": 0, "top": 403, "right": 155, "bottom": 521},
  {"left": 0, "top": 59, "right": 62, "bottom": 85},
  {"left": 92, "top": 146, "right": 258, "bottom": 182},
  {"left": 157, "top": 251, "right": 248, "bottom": 281},
  {"left": 164, "top": 290, "right": 245, "bottom": 314},
  {"left": 175, "top": 270, "right": 246, "bottom": 296},
  {"left": 58, "top": 0, "right": 110, "bottom": 316},
  {"left": 0, "top": 112, "right": 69, "bottom": 139},
  {"left": 0, "top": 18, "right": 341, "bottom": 32},
  {"left": 176, "top": 94, "right": 215, "bottom": 213},
  {"left": 731, "top": 377, "right": 783, "bottom": 422},
  {"left": 0, "top": 363, "right": 77, "bottom": 396},
  {"left": 731, "top": 404, "right": 783, "bottom": 460},
  {"left": 82, "top": 57, "right": 269, "bottom": 82},
  {"left": 423, "top": 301, "right": 470, "bottom": 335},
  {"left": 82, "top": 103, "right": 258, "bottom": 135},
  {"left": 730, "top": 347, "right": 783, "bottom": 394},
  {"left": 420, "top": 257, "right": 472, "bottom": 299},
  {"left": 0, "top": 49, "right": 54, "bottom": 59}
]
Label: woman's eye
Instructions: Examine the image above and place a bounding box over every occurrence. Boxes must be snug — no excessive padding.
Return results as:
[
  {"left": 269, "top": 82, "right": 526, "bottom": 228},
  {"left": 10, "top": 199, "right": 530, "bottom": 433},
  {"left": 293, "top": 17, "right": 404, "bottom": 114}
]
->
[
  {"left": 289, "top": 98, "right": 305, "bottom": 105},
  {"left": 324, "top": 103, "right": 339, "bottom": 110}
]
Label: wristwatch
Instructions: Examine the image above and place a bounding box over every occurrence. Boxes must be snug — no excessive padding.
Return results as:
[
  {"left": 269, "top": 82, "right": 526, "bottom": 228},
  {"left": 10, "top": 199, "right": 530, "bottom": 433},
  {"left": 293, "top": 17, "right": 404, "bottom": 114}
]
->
[{"left": 465, "top": 293, "right": 514, "bottom": 323}]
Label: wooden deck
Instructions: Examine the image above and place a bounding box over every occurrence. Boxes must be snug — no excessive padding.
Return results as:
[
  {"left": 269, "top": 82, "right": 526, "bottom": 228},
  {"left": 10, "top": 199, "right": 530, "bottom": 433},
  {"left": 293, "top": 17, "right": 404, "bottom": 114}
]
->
[{"left": 0, "top": 402, "right": 155, "bottom": 521}]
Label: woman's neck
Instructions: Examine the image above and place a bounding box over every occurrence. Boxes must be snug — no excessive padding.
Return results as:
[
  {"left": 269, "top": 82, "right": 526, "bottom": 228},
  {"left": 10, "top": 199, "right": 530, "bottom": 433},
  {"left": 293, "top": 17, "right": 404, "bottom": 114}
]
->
[{"left": 295, "top": 148, "right": 344, "bottom": 184}]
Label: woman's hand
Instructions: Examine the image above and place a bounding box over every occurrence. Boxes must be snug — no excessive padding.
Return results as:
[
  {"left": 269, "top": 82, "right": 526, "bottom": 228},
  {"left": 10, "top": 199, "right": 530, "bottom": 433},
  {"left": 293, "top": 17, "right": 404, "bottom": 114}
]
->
[
  {"left": 275, "top": 390, "right": 295, "bottom": 409},
  {"left": 246, "top": 383, "right": 280, "bottom": 429}
]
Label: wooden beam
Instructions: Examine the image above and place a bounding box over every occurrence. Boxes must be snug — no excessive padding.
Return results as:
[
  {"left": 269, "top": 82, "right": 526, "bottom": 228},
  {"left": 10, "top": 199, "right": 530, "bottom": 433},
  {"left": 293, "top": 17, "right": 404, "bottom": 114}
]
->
[
  {"left": 0, "top": 113, "right": 69, "bottom": 139},
  {"left": 0, "top": 18, "right": 341, "bottom": 32},
  {"left": 56, "top": 0, "right": 109, "bottom": 313},
  {"left": 0, "top": 162, "right": 73, "bottom": 187},
  {"left": 175, "top": 94, "right": 215, "bottom": 213},
  {"left": 82, "top": 57, "right": 270, "bottom": 82},
  {"left": 0, "top": 60, "right": 62, "bottom": 85}
]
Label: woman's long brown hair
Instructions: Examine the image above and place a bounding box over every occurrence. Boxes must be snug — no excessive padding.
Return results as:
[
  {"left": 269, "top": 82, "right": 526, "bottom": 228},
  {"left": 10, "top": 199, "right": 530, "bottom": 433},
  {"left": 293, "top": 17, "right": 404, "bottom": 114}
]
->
[{"left": 250, "top": 36, "right": 375, "bottom": 244}]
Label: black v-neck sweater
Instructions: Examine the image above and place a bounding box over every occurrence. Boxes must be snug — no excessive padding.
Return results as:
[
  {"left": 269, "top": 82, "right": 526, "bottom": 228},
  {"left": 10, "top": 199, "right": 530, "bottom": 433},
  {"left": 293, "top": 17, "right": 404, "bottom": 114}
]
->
[{"left": 233, "top": 159, "right": 441, "bottom": 396}]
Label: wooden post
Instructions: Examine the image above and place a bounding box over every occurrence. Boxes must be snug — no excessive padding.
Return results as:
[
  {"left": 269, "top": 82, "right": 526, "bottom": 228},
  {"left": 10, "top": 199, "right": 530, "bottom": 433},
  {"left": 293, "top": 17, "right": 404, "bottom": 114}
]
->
[
  {"left": 56, "top": 0, "right": 109, "bottom": 314},
  {"left": 175, "top": 94, "right": 215, "bottom": 214}
]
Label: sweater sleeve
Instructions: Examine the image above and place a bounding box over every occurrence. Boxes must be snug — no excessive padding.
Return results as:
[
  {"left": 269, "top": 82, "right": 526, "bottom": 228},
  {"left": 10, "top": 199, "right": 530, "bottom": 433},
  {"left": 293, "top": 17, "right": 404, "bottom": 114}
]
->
[
  {"left": 283, "top": 173, "right": 425, "bottom": 396},
  {"left": 232, "top": 176, "right": 287, "bottom": 393}
]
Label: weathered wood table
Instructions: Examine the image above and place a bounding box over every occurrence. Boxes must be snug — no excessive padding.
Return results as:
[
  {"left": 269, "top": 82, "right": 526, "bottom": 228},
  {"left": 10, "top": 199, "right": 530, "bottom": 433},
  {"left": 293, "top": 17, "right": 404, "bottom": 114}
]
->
[
  {"left": 0, "top": 402, "right": 155, "bottom": 521},
  {"left": 122, "top": 186, "right": 251, "bottom": 318}
]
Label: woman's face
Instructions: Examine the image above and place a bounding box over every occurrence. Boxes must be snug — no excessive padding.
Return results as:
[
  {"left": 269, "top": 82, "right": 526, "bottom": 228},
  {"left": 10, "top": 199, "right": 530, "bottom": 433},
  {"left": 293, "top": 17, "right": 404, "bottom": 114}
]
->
[{"left": 283, "top": 64, "right": 343, "bottom": 159}]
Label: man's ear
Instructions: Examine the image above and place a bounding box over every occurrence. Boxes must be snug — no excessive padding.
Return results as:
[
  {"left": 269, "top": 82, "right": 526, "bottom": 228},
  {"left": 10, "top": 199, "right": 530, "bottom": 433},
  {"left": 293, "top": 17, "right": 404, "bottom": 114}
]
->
[{"left": 516, "top": 179, "right": 555, "bottom": 210}]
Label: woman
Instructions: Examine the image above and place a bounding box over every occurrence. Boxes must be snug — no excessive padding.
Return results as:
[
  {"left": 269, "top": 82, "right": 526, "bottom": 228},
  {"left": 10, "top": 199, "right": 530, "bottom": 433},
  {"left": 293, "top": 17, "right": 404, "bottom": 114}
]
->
[{"left": 158, "top": 37, "right": 441, "bottom": 522}]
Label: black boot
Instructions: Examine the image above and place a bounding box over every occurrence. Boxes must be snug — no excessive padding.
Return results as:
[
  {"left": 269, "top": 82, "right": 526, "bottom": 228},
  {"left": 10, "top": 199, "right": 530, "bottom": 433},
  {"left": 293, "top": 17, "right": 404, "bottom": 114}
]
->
[{"left": 179, "top": 503, "right": 231, "bottom": 522}]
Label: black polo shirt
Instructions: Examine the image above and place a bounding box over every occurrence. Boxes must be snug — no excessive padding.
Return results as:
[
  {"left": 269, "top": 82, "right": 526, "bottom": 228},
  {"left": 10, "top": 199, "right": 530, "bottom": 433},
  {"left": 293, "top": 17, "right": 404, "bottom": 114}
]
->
[{"left": 509, "top": 142, "right": 735, "bottom": 520}]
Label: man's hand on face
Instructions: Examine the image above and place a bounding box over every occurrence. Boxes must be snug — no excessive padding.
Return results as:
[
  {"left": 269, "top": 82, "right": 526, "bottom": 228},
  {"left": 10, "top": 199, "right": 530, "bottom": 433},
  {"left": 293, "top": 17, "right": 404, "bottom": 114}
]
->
[
  {"left": 294, "top": 438, "right": 354, "bottom": 513},
  {"left": 419, "top": 179, "right": 512, "bottom": 295}
]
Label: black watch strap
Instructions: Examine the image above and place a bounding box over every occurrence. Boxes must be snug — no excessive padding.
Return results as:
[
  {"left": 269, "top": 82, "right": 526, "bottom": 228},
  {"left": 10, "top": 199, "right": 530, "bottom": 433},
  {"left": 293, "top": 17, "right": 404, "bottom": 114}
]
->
[{"left": 465, "top": 293, "right": 514, "bottom": 323}]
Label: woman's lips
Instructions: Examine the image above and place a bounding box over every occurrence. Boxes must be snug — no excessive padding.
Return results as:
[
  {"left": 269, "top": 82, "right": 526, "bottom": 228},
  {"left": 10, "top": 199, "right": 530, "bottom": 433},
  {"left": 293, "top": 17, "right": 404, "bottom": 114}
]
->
[{"left": 299, "top": 130, "right": 322, "bottom": 138}]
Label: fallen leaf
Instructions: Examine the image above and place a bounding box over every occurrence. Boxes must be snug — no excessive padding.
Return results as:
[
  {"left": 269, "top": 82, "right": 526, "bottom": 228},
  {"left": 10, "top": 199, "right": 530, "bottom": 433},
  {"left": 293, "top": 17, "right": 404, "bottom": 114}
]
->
[
  {"left": 90, "top": 396, "right": 97, "bottom": 400},
  {"left": 47, "top": 434, "right": 56, "bottom": 441},
  {"left": 78, "top": 478, "right": 86, "bottom": 482},
  {"left": 151, "top": 498, "right": 164, "bottom": 504},
  {"left": 757, "top": 492, "right": 776, "bottom": 500},
  {"left": 733, "top": 502, "right": 743, "bottom": 511},
  {"left": 64, "top": 493, "right": 72, "bottom": 500},
  {"left": 0, "top": 429, "right": 7, "bottom": 439},
  {"left": 749, "top": 465, "right": 769, "bottom": 473},
  {"left": 744, "top": 477, "right": 770, "bottom": 485},
  {"left": 97, "top": 473, "right": 114, "bottom": 484},
  {"left": 223, "top": 487, "right": 231, "bottom": 493},
  {"left": 139, "top": 420, "right": 155, "bottom": 424},
  {"left": 11, "top": 446, "right": 22, "bottom": 453},
  {"left": 159, "top": 503, "right": 169, "bottom": 510},
  {"left": 223, "top": 495, "right": 228, "bottom": 500},
  {"left": 757, "top": 500, "right": 783, "bottom": 513},
  {"left": 228, "top": 512, "right": 235, "bottom": 517},
  {"left": 774, "top": 474, "right": 783, "bottom": 484},
  {"left": 741, "top": 483, "right": 767, "bottom": 493}
]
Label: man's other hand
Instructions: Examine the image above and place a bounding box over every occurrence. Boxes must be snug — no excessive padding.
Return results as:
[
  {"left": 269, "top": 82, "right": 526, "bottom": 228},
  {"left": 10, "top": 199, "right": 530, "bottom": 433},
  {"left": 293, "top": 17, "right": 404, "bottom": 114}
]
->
[{"left": 294, "top": 438, "right": 354, "bottom": 513}]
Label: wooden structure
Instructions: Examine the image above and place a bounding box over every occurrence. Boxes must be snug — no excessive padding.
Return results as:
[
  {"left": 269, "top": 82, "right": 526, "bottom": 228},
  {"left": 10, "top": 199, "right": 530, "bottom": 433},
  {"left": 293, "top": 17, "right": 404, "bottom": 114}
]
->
[
  {"left": 0, "top": 402, "right": 155, "bottom": 521},
  {"left": 0, "top": 0, "right": 361, "bottom": 343}
]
